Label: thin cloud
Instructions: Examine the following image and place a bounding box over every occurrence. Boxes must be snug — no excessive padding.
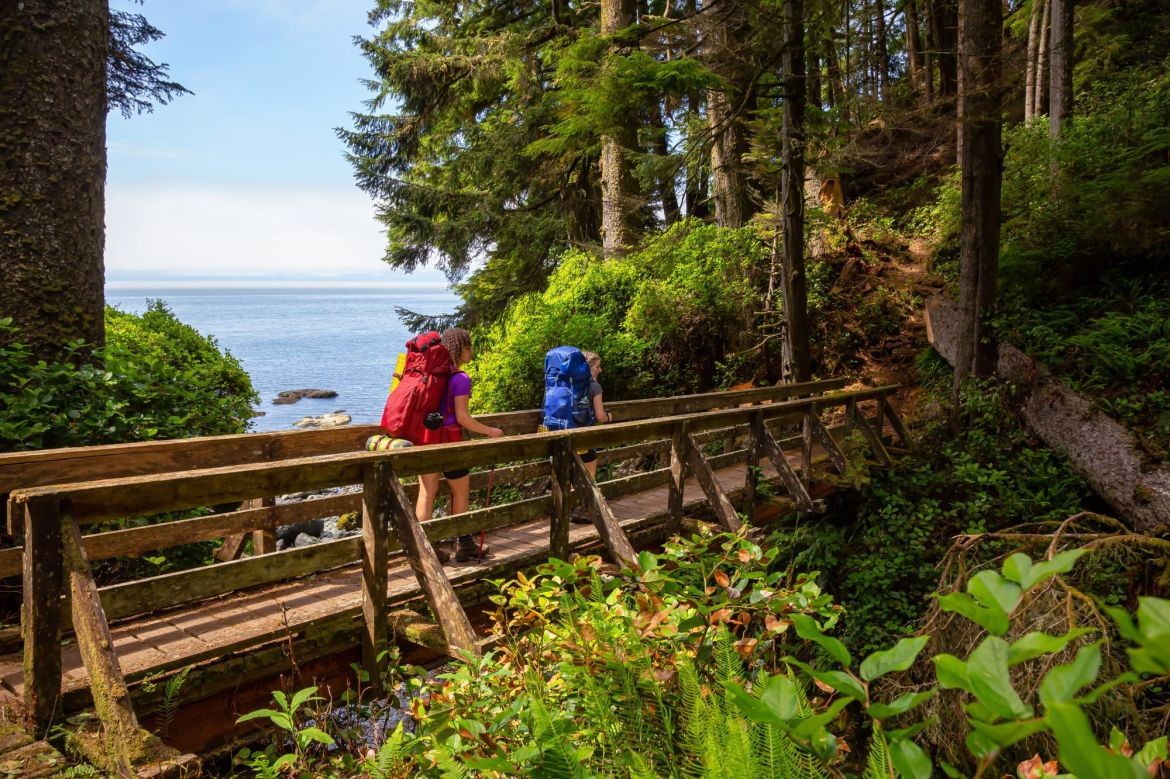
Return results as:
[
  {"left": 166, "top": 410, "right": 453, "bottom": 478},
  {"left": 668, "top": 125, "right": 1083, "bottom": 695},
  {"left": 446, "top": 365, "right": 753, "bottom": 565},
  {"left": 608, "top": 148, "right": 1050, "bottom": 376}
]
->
[{"left": 106, "top": 184, "right": 400, "bottom": 278}]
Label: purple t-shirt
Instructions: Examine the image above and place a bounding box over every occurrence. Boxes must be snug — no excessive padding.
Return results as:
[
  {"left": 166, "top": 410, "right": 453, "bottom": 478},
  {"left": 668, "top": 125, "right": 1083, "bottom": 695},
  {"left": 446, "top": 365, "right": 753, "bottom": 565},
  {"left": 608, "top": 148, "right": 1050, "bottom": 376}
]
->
[{"left": 441, "top": 370, "right": 472, "bottom": 428}]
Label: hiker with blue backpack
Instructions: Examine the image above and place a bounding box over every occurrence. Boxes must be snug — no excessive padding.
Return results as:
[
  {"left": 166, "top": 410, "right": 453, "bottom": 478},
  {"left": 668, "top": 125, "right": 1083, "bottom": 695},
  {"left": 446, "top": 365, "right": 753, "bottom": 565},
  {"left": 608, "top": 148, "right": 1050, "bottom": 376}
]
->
[{"left": 541, "top": 347, "right": 612, "bottom": 524}]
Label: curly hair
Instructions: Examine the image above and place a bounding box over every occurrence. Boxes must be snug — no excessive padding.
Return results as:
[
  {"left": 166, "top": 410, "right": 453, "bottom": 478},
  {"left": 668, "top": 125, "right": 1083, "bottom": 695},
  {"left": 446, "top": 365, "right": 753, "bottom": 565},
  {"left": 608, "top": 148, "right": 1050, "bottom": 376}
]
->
[{"left": 441, "top": 327, "right": 472, "bottom": 365}]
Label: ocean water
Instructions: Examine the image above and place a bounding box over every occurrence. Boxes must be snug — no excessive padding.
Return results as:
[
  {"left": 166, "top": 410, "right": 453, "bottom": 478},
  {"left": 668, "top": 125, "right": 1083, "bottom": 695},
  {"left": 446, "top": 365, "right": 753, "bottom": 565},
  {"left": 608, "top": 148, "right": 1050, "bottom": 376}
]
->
[{"left": 105, "top": 282, "right": 461, "bottom": 432}]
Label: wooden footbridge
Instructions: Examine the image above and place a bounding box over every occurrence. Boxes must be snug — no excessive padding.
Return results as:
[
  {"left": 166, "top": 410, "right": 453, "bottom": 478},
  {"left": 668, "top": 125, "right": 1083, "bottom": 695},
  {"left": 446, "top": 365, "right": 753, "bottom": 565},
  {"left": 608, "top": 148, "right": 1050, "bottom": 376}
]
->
[{"left": 0, "top": 378, "right": 908, "bottom": 772}]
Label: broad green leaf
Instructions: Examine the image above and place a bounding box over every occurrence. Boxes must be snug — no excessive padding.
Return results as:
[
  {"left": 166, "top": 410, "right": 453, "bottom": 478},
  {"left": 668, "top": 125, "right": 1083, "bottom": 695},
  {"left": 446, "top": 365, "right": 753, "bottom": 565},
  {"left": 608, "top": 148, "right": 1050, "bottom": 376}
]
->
[
  {"left": 861, "top": 635, "right": 930, "bottom": 681},
  {"left": 1001, "top": 553, "right": 1033, "bottom": 586},
  {"left": 1047, "top": 702, "right": 1146, "bottom": 779},
  {"left": 788, "top": 659, "right": 867, "bottom": 701},
  {"left": 297, "top": 726, "right": 336, "bottom": 746},
  {"left": 791, "top": 613, "right": 852, "bottom": 667},
  {"left": 235, "top": 708, "right": 286, "bottom": 726},
  {"left": 967, "top": 571, "right": 1022, "bottom": 615},
  {"left": 289, "top": 686, "right": 320, "bottom": 712},
  {"left": 867, "top": 690, "right": 934, "bottom": 721},
  {"left": 1135, "top": 736, "right": 1168, "bottom": 769},
  {"left": 1008, "top": 628, "right": 1095, "bottom": 665},
  {"left": 724, "top": 680, "right": 780, "bottom": 726},
  {"left": 936, "top": 592, "right": 1010, "bottom": 636},
  {"left": 968, "top": 717, "right": 1048, "bottom": 748},
  {"left": 967, "top": 637, "right": 1033, "bottom": 720},
  {"left": 932, "top": 654, "right": 973, "bottom": 693},
  {"left": 889, "top": 739, "right": 933, "bottom": 779},
  {"left": 1137, "top": 597, "right": 1170, "bottom": 637},
  {"left": 1025, "top": 549, "right": 1088, "bottom": 590},
  {"left": 636, "top": 551, "right": 658, "bottom": 572},
  {"left": 1039, "top": 643, "right": 1102, "bottom": 706},
  {"left": 759, "top": 673, "right": 798, "bottom": 721}
]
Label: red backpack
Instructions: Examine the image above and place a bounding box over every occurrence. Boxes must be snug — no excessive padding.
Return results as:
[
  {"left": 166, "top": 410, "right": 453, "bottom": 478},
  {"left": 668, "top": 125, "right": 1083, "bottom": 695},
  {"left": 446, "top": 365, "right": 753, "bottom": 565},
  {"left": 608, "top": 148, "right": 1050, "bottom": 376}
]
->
[{"left": 379, "top": 332, "right": 452, "bottom": 444}]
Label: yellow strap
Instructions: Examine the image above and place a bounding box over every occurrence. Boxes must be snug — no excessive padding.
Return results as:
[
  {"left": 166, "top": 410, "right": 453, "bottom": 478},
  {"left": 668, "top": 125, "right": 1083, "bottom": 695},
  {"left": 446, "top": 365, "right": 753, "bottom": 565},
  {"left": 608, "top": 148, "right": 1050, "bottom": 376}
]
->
[{"left": 388, "top": 352, "right": 407, "bottom": 394}]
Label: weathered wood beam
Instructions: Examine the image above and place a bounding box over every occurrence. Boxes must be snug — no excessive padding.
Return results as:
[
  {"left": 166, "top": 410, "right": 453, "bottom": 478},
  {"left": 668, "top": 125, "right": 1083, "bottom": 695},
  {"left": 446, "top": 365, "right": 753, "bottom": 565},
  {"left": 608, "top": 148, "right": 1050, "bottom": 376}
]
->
[
  {"left": 881, "top": 396, "right": 913, "bottom": 450},
  {"left": 849, "top": 400, "right": 892, "bottom": 467},
  {"left": 569, "top": 451, "right": 638, "bottom": 568},
  {"left": 249, "top": 497, "right": 278, "bottom": 555},
  {"left": 361, "top": 463, "right": 390, "bottom": 692},
  {"left": 682, "top": 434, "right": 743, "bottom": 532},
  {"left": 760, "top": 425, "right": 814, "bottom": 510},
  {"left": 744, "top": 413, "right": 764, "bottom": 524},
  {"left": 21, "top": 496, "right": 62, "bottom": 736},
  {"left": 668, "top": 422, "right": 689, "bottom": 535},
  {"left": 382, "top": 465, "right": 479, "bottom": 657},
  {"left": 212, "top": 533, "right": 246, "bottom": 563},
  {"left": 808, "top": 414, "right": 848, "bottom": 474},
  {"left": 549, "top": 439, "right": 572, "bottom": 560}
]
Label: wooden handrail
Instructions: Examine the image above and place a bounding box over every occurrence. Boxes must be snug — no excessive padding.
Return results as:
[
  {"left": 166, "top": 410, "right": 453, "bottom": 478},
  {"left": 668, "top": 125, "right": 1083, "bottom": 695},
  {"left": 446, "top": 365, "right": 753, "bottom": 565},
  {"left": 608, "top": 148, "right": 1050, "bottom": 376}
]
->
[
  {"left": 0, "top": 378, "right": 846, "bottom": 496},
  {"left": 10, "top": 386, "right": 897, "bottom": 523}
]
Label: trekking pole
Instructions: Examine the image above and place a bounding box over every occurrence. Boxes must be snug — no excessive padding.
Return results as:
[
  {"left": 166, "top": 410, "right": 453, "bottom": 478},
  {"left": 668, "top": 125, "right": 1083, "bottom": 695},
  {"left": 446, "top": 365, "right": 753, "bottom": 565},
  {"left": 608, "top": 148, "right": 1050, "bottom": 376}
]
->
[{"left": 479, "top": 465, "right": 495, "bottom": 557}]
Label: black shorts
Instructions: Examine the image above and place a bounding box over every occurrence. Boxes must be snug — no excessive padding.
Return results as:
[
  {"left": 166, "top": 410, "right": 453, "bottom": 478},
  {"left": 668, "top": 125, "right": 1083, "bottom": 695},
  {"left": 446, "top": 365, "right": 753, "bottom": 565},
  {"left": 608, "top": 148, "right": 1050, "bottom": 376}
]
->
[
  {"left": 444, "top": 468, "right": 470, "bottom": 480},
  {"left": 579, "top": 449, "right": 598, "bottom": 464}
]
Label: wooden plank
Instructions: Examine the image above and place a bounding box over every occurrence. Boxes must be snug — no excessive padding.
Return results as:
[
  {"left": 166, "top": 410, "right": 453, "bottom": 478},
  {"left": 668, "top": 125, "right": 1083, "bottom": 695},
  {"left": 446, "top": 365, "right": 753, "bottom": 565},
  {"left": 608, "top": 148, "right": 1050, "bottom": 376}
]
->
[
  {"left": 361, "top": 463, "right": 389, "bottom": 692},
  {"left": 682, "top": 434, "right": 743, "bottom": 532},
  {"left": 99, "top": 537, "right": 362, "bottom": 623},
  {"left": 0, "top": 425, "right": 378, "bottom": 495},
  {"left": 213, "top": 534, "right": 246, "bottom": 563},
  {"left": 801, "top": 411, "right": 814, "bottom": 486},
  {"left": 60, "top": 511, "right": 140, "bottom": 775},
  {"left": 667, "top": 422, "right": 687, "bottom": 535},
  {"left": 882, "top": 396, "right": 913, "bottom": 450},
  {"left": 1, "top": 493, "right": 361, "bottom": 579},
  {"left": 382, "top": 465, "right": 479, "bottom": 657},
  {"left": 760, "top": 427, "right": 814, "bottom": 510},
  {"left": 249, "top": 496, "right": 278, "bottom": 555},
  {"left": 21, "top": 496, "right": 62, "bottom": 735},
  {"left": 14, "top": 386, "right": 894, "bottom": 528},
  {"left": 809, "top": 415, "right": 848, "bottom": 474},
  {"left": 387, "top": 609, "right": 449, "bottom": 653},
  {"left": 744, "top": 413, "right": 763, "bottom": 524},
  {"left": 549, "top": 440, "right": 572, "bottom": 560},
  {"left": 850, "top": 403, "right": 893, "bottom": 467},
  {"left": 569, "top": 451, "right": 638, "bottom": 568}
]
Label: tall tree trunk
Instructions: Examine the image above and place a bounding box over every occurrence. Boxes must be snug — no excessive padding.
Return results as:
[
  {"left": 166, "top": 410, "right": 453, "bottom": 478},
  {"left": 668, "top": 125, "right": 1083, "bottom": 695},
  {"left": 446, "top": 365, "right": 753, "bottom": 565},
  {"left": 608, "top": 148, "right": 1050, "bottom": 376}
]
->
[
  {"left": 1035, "top": 0, "right": 1050, "bottom": 116},
  {"left": 825, "top": 33, "right": 844, "bottom": 110},
  {"left": 1024, "top": 0, "right": 1042, "bottom": 121},
  {"left": 923, "top": 0, "right": 937, "bottom": 103},
  {"left": 1048, "top": 0, "right": 1073, "bottom": 137},
  {"left": 953, "top": 0, "right": 1003, "bottom": 403},
  {"left": 707, "top": 0, "right": 753, "bottom": 228},
  {"left": 875, "top": 0, "right": 890, "bottom": 100},
  {"left": 599, "top": 0, "right": 640, "bottom": 257},
  {"left": 808, "top": 51, "right": 823, "bottom": 110},
  {"left": 781, "top": 0, "right": 811, "bottom": 382},
  {"left": 684, "top": 90, "right": 711, "bottom": 219},
  {"left": 651, "top": 101, "right": 681, "bottom": 225},
  {"left": 905, "top": 0, "right": 925, "bottom": 96},
  {"left": 0, "top": 0, "right": 108, "bottom": 361},
  {"left": 933, "top": 0, "right": 959, "bottom": 100}
]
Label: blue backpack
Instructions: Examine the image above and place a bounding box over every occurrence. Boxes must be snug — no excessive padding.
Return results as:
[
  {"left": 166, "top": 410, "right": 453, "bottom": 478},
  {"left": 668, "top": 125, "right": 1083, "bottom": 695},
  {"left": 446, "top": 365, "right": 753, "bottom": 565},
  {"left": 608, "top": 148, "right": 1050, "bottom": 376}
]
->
[{"left": 542, "top": 346, "right": 595, "bottom": 430}]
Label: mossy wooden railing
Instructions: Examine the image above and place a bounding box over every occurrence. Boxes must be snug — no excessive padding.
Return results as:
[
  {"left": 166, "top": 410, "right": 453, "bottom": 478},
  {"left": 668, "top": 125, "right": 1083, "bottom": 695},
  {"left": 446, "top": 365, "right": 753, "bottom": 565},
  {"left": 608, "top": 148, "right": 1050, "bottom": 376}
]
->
[{"left": 5, "top": 380, "right": 910, "bottom": 741}]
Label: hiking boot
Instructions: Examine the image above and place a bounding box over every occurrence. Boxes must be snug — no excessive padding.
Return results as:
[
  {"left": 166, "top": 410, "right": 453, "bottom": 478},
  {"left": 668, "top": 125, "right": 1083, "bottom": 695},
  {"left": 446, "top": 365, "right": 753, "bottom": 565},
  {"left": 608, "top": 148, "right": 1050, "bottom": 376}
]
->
[
  {"left": 571, "top": 510, "right": 593, "bottom": 525},
  {"left": 432, "top": 543, "right": 451, "bottom": 563},
  {"left": 454, "top": 536, "right": 492, "bottom": 563}
]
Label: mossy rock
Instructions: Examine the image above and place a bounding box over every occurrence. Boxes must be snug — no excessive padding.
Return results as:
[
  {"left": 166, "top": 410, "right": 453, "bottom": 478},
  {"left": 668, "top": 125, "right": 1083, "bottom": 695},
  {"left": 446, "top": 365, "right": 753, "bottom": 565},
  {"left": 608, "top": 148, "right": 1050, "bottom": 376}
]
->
[{"left": 336, "top": 511, "right": 361, "bottom": 531}]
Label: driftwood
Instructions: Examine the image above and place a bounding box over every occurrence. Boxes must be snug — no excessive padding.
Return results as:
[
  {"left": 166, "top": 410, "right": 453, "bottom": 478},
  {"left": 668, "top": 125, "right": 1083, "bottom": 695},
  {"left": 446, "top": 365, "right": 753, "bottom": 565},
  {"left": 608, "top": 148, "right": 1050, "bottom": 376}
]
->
[{"left": 926, "top": 296, "right": 1170, "bottom": 532}]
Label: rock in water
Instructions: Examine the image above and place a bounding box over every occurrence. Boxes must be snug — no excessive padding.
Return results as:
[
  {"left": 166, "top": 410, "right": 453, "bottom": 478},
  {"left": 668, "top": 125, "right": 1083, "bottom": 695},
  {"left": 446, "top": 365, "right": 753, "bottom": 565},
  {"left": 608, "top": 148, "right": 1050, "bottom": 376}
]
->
[
  {"left": 294, "top": 412, "right": 352, "bottom": 429},
  {"left": 272, "top": 388, "right": 339, "bottom": 405}
]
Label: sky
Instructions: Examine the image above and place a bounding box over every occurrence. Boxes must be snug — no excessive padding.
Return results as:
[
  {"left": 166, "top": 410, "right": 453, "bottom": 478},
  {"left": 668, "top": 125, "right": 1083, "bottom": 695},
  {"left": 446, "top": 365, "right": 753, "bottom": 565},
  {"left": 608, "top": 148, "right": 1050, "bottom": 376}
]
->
[{"left": 105, "top": 0, "right": 446, "bottom": 284}]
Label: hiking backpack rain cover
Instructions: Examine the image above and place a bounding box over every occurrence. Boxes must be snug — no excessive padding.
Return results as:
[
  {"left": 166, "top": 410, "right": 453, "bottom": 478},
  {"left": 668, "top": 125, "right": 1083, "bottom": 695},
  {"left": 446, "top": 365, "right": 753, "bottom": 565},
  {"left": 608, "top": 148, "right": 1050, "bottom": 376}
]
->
[
  {"left": 380, "top": 332, "right": 452, "bottom": 444},
  {"left": 542, "top": 346, "right": 595, "bottom": 430}
]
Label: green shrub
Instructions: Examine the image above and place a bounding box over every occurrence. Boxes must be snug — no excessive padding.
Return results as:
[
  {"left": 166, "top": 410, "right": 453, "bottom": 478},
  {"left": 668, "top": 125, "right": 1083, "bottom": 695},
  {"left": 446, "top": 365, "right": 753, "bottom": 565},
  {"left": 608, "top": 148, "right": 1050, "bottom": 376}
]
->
[
  {"left": 778, "top": 382, "right": 1094, "bottom": 656},
  {"left": 0, "top": 301, "right": 257, "bottom": 451},
  {"left": 469, "top": 220, "right": 769, "bottom": 412}
]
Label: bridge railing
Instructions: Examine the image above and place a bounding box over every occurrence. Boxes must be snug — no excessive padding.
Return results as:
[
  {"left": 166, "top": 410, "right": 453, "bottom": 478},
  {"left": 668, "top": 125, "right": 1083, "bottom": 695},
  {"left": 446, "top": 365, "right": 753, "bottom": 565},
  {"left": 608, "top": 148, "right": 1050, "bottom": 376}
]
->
[{"left": 8, "top": 381, "right": 908, "bottom": 734}]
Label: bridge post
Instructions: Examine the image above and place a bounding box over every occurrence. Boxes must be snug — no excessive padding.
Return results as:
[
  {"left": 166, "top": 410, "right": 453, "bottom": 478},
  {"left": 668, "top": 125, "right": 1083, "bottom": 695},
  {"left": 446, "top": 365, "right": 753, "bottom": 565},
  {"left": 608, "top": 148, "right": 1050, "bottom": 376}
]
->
[
  {"left": 744, "top": 413, "right": 764, "bottom": 524},
  {"left": 361, "top": 462, "right": 390, "bottom": 692},
  {"left": 21, "top": 495, "right": 62, "bottom": 736},
  {"left": 801, "top": 409, "right": 814, "bottom": 486},
  {"left": 682, "top": 434, "right": 743, "bottom": 532},
  {"left": 549, "top": 439, "right": 573, "bottom": 560},
  {"left": 667, "top": 421, "right": 689, "bottom": 535},
  {"left": 382, "top": 464, "right": 479, "bottom": 656},
  {"left": 568, "top": 451, "right": 638, "bottom": 569}
]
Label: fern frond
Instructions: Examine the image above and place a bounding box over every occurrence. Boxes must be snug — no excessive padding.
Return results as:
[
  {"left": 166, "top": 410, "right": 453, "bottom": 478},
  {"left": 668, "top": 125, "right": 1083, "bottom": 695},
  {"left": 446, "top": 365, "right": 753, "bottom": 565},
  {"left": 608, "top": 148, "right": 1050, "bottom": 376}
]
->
[
  {"left": 432, "top": 744, "right": 472, "bottom": 779},
  {"left": 529, "top": 693, "right": 589, "bottom": 778},
  {"left": 370, "top": 722, "right": 407, "bottom": 779},
  {"left": 862, "top": 725, "right": 892, "bottom": 779}
]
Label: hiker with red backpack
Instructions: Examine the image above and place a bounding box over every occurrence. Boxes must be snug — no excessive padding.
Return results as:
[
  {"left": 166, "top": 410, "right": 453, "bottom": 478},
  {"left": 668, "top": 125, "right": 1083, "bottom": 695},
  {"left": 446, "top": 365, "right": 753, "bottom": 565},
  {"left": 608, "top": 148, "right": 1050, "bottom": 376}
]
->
[{"left": 417, "top": 328, "right": 504, "bottom": 562}]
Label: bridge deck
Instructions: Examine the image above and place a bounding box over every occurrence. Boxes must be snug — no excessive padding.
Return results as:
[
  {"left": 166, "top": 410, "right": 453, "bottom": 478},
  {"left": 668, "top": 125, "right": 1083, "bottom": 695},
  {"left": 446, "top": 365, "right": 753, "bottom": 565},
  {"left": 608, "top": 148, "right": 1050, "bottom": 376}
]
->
[{"left": 0, "top": 454, "right": 797, "bottom": 699}]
